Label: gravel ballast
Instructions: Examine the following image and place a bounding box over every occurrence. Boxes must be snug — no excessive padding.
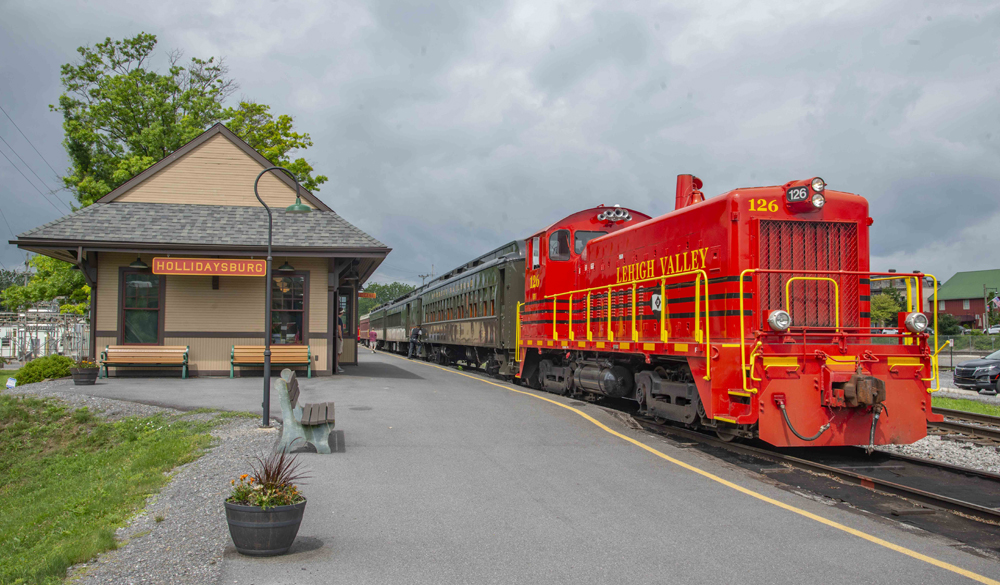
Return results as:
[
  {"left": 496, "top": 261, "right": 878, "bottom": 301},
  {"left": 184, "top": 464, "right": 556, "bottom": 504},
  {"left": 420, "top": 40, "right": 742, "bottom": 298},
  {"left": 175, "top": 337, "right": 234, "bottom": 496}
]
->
[{"left": 5, "top": 379, "right": 280, "bottom": 584}]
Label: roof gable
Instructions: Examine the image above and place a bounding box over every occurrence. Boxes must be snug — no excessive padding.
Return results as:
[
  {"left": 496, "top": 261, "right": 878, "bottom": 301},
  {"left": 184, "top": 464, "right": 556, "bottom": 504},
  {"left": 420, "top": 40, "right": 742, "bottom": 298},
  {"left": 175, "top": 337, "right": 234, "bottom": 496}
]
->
[
  {"left": 96, "top": 124, "right": 331, "bottom": 212},
  {"left": 936, "top": 269, "right": 1000, "bottom": 300}
]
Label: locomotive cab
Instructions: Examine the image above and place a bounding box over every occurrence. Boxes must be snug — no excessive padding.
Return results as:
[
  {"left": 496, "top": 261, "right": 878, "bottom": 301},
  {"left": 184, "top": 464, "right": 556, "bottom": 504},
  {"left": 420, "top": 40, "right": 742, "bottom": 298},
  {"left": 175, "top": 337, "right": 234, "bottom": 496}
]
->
[{"left": 524, "top": 206, "right": 652, "bottom": 305}]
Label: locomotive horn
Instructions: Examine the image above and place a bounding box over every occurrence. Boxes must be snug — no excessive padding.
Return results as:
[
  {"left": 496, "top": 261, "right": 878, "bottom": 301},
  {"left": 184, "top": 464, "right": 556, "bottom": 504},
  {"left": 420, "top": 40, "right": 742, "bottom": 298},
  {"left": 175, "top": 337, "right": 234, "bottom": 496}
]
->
[
  {"left": 615, "top": 208, "right": 627, "bottom": 219},
  {"left": 597, "top": 212, "right": 608, "bottom": 221}
]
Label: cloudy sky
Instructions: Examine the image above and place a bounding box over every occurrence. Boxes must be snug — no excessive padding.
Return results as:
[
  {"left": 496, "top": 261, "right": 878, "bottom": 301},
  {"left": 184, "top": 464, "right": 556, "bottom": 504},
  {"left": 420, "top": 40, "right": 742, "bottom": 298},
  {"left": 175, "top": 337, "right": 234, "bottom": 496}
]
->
[{"left": 1, "top": 0, "right": 998, "bottom": 285}]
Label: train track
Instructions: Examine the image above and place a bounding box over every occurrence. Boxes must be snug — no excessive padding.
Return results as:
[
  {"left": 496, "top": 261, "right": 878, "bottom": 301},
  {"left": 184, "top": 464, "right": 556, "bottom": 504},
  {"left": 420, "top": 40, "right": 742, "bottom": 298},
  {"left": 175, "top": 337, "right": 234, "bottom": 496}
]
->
[
  {"left": 627, "top": 414, "right": 1000, "bottom": 525},
  {"left": 930, "top": 407, "right": 1000, "bottom": 445}
]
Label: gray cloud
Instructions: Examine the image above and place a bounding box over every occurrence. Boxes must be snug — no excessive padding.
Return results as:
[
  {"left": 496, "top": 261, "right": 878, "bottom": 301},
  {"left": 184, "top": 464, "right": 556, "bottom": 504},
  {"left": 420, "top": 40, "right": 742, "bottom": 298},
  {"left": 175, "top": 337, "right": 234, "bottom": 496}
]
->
[{"left": 1, "top": 0, "right": 998, "bottom": 286}]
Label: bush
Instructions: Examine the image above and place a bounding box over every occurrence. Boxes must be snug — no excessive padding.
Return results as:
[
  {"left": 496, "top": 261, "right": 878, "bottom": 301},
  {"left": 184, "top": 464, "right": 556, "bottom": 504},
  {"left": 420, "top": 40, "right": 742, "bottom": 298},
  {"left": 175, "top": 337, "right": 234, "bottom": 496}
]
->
[{"left": 11, "top": 355, "right": 75, "bottom": 385}]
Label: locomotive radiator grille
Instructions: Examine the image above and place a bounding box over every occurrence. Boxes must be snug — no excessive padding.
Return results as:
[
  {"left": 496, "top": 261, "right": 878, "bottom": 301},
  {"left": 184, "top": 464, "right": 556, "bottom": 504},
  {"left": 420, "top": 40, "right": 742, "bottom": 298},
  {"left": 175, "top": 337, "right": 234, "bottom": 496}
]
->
[{"left": 758, "top": 220, "right": 860, "bottom": 328}]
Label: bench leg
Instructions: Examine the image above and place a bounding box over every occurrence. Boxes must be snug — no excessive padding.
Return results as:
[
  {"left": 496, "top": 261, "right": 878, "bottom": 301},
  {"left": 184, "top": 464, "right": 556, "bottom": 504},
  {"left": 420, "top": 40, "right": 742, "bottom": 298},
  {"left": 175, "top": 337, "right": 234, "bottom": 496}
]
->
[
  {"left": 308, "top": 362, "right": 312, "bottom": 378},
  {"left": 279, "top": 421, "right": 309, "bottom": 453},
  {"left": 230, "top": 363, "right": 234, "bottom": 379},
  {"left": 182, "top": 364, "right": 188, "bottom": 379},
  {"left": 305, "top": 424, "right": 332, "bottom": 454}
]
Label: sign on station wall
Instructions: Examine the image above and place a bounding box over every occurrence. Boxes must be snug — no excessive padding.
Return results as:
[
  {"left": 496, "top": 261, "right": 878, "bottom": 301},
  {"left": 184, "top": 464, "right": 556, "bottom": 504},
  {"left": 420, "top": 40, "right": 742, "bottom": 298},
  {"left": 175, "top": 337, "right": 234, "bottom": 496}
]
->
[{"left": 152, "top": 257, "right": 267, "bottom": 276}]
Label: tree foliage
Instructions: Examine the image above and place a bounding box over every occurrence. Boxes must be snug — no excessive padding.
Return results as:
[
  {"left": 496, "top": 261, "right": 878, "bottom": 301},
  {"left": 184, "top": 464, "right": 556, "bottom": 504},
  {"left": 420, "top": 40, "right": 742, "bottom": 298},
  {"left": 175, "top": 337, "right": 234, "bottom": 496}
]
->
[
  {"left": 937, "top": 313, "right": 962, "bottom": 335},
  {"left": 359, "top": 282, "right": 417, "bottom": 315},
  {"left": 223, "top": 102, "right": 327, "bottom": 192},
  {"left": 0, "top": 269, "right": 27, "bottom": 311},
  {"left": 53, "top": 32, "right": 326, "bottom": 207},
  {"left": 870, "top": 291, "right": 902, "bottom": 326},
  {"left": 0, "top": 257, "right": 89, "bottom": 315}
]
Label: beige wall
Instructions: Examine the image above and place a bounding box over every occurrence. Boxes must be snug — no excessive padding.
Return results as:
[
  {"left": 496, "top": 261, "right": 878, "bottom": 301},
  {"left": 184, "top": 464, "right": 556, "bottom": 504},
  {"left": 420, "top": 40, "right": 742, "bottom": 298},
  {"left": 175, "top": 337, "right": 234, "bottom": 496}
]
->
[
  {"left": 114, "top": 134, "right": 317, "bottom": 209},
  {"left": 95, "top": 253, "right": 331, "bottom": 374}
]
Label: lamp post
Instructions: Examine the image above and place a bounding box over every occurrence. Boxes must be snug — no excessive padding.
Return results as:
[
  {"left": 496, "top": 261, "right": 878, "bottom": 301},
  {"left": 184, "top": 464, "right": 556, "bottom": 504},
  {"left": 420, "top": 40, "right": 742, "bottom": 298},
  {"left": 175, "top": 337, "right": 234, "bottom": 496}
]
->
[{"left": 254, "top": 166, "right": 312, "bottom": 427}]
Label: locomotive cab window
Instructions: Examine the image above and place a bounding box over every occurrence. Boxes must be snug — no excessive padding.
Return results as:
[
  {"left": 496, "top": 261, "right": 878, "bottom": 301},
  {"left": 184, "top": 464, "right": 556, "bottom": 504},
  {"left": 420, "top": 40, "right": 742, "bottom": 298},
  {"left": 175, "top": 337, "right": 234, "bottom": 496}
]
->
[
  {"left": 532, "top": 236, "right": 540, "bottom": 269},
  {"left": 574, "top": 230, "right": 607, "bottom": 255},
  {"left": 549, "top": 229, "right": 571, "bottom": 261}
]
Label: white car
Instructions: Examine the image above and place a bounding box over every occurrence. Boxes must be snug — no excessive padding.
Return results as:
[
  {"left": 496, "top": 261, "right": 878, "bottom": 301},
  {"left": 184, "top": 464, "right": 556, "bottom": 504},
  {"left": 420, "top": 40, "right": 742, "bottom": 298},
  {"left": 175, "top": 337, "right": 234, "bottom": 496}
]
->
[{"left": 985, "top": 325, "right": 1000, "bottom": 335}]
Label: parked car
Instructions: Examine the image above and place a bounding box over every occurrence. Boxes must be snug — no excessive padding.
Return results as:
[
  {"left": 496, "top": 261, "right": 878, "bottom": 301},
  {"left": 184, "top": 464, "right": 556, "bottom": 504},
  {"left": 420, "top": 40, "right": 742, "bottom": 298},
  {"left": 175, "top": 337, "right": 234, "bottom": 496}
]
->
[
  {"left": 954, "top": 349, "right": 1000, "bottom": 395},
  {"left": 984, "top": 325, "right": 1000, "bottom": 335}
]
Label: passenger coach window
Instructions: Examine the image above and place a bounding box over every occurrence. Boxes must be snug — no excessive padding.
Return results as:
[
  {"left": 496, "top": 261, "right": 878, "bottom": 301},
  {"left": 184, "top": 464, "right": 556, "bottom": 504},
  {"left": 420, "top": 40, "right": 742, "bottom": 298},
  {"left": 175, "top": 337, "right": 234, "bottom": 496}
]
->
[
  {"left": 574, "top": 230, "right": 607, "bottom": 255},
  {"left": 549, "top": 229, "right": 571, "bottom": 261}
]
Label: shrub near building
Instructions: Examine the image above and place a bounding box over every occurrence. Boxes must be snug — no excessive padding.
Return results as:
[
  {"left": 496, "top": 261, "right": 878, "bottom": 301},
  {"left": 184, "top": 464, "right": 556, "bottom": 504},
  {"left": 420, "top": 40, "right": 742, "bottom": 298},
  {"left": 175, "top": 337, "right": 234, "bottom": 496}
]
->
[{"left": 10, "top": 355, "right": 74, "bottom": 385}]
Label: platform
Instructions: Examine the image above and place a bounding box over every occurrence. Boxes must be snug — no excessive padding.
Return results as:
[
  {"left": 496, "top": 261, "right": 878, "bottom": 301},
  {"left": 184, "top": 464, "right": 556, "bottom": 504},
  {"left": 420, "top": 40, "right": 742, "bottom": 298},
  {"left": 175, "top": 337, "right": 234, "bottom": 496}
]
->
[{"left": 46, "top": 353, "right": 1000, "bottom": 584}]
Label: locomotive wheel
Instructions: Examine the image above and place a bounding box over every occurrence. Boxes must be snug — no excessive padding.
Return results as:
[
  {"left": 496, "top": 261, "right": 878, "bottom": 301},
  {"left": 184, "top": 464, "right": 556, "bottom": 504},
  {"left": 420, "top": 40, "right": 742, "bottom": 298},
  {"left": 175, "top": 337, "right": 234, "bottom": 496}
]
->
[{"left": 715, "top": 428, "right": 737, "bottom": 442}]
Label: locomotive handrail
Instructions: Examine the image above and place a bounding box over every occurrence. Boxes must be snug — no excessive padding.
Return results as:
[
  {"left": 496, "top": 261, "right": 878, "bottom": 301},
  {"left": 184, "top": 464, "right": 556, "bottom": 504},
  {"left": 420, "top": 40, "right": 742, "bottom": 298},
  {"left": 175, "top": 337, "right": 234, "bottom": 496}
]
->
[
  {"left": 544, "top": 269, "right": 711, "bottom": 380},
  {"left": 784, "top": 277, "right": 840, "bottom": 329},
  {"left": 737, "top": 269, "right": 941, "bottom": 394}
]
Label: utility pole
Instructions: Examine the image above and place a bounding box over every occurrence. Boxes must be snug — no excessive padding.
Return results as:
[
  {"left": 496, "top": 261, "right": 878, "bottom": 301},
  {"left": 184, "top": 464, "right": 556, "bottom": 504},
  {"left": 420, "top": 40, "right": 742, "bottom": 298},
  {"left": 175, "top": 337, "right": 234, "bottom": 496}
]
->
[{"left": 418, "top": 264, "right": 435, "bottom": 286}]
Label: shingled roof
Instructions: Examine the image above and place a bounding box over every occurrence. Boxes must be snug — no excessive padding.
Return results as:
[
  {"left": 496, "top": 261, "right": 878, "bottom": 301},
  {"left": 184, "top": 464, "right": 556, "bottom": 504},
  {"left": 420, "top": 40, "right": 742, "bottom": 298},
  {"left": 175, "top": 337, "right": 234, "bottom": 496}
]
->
[
  {"left": 16, "top": 202, "right": 387, "bottom": 250},
  {"left": 936, "top": 269, "right": 1000, "bottom": 301}
]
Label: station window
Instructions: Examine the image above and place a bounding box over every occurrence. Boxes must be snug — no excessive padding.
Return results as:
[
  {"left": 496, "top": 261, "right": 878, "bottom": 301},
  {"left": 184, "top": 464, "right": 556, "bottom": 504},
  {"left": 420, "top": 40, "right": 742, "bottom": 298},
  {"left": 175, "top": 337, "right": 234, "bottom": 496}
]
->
[
  {"left": 549, "top": 229, "right": 571, "bottom": 261},
  {"left": 272, "top": 275, "right": 306, "bottom": 344},
  {"left": 574, "top": 230, "right": 607, "bottom": 255},
  {"left": 963, "top": 299, "right": 970, "bottom": 310},
  {"left": 120, "top": 271, "right": 162, "bottom": 344},
  {"left": 939, "top": 300, "right": 945, "bottom": 311}
]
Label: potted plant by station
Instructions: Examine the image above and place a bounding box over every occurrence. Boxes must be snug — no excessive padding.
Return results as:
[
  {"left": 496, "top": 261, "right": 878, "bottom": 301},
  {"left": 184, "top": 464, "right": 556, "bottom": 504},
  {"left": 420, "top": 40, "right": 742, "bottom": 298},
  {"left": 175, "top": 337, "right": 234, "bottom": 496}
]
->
[
  {"left": 70, "top": 358, "right": 99, "bottom": 385},
  {"left": 225, "top": 447, "right": 308, "bottom": 556}
]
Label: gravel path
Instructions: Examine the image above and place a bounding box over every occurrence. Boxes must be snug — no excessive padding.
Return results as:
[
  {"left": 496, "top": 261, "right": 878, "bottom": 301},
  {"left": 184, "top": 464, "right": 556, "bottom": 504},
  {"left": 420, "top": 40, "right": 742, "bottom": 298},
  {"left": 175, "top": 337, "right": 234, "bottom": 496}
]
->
[{"left": 5, "top": 380, "right": 280, "bottom": 584}]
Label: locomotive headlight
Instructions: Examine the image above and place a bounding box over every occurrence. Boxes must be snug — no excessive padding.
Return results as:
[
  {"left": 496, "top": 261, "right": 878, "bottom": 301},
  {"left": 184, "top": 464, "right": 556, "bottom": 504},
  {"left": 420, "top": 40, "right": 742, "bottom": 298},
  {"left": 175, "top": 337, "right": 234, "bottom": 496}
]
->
[
  {"left": 904, "top": 312, "right": 929, "bottom": 333},
  {"left": 811, "top": 192, "right": 825, "bottom": 208},
  {"left": 767, "top": 310, "right": 792, "bottom": 332},
  {"left": 811, "top": 177, "right": 826, "bottom": 193}
]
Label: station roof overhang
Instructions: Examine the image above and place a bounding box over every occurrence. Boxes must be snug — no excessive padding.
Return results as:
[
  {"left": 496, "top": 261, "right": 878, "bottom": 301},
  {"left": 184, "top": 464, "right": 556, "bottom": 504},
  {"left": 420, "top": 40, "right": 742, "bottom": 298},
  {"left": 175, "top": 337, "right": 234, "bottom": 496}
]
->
[{"left": 11, "top": 202, "right": 391, "bottom": 288}]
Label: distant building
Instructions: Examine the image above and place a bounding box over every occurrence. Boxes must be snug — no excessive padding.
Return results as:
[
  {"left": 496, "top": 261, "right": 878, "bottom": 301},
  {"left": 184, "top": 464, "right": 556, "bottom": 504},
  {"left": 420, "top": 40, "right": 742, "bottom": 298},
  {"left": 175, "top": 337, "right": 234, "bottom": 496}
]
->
[{"left": 933, "top": 269, "right": 1000, "bottom": 328}]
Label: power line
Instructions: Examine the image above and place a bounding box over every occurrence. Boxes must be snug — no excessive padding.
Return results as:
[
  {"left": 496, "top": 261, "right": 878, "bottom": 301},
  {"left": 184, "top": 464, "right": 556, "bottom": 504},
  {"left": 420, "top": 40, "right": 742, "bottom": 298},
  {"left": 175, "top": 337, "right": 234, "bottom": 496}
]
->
[
  {"left": 0, "top": 147, "right": 65, "bottom": 214},
  {"left": 0, "top": 103, "right": 62, "bottom": 179},
  {"left": 0, "top": 134, "right": 59, "bottom": 194},
  {"left": 0, "top": 204, "right": 15, "bottom": 241},
  {"left": 0, "top": 134, "right": 72, "bottom": 212}
]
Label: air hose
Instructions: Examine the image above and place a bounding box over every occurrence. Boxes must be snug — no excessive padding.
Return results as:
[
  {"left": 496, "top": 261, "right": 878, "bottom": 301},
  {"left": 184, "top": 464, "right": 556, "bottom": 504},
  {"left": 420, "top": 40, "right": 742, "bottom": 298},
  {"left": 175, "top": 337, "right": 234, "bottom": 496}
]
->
[
  {"left": 866, "top": 404, "right": 887, "bottom": 455},
  {"left": 777, "top": 402, "right": 831, "bottom": 442}
]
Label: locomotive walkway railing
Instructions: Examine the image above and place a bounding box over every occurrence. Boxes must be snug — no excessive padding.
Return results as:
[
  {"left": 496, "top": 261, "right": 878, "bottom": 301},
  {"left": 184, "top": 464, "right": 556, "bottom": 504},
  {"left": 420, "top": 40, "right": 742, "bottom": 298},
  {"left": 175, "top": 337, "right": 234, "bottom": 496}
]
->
[
  {"left": 535, "top": 269, "right": 712, "bottom": 380},
  {"left": 737, "top": 269, "right": 946, "bottom": 394}
]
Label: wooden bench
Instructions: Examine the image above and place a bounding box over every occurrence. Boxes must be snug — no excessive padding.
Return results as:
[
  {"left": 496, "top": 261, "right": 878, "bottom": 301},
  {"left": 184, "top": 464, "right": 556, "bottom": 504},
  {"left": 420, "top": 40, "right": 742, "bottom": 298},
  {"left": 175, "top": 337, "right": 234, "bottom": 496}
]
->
[
  {"left": 275, "top": 369, "right": 335, "bottom": 453},
  {"left": 100, "top": 345, "right": 189, "bottom": 379},
  {"left": 230, "top": 345, "right": 311, "bottom": 378}
]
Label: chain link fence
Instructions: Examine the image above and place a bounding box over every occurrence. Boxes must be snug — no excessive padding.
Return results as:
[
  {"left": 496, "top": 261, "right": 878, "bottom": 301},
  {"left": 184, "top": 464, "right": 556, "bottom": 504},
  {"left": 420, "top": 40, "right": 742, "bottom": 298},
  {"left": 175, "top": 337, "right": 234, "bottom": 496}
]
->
[{"left": 936, "top": 335, "right": 1000, "bottom": 369}]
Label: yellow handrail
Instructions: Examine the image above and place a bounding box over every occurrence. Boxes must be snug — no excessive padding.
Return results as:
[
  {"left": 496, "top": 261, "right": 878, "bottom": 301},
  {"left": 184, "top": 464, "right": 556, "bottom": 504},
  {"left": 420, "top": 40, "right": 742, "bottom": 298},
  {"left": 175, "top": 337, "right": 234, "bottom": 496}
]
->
[
  {"left": 569, "top": 294, "right": 574, "bottom": 341},
  {"left": 922, "top": 274, "right": 940, "bottom": 390},
  {"left": 545, "top": 269, "right": 711, "bottom": 380},
  {"left": 552, "top": 297, "right": 558, "bottom": 341},
  {"left": 784, "top": 276, "right": 840, "bottom": 329}
]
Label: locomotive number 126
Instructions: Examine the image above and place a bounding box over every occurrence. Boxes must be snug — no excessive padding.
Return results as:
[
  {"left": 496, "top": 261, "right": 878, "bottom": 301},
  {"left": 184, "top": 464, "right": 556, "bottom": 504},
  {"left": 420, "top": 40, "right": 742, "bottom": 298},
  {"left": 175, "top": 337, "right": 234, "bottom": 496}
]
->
[{"left": 748, "top": 199, "right": 779, "bottom": 212}]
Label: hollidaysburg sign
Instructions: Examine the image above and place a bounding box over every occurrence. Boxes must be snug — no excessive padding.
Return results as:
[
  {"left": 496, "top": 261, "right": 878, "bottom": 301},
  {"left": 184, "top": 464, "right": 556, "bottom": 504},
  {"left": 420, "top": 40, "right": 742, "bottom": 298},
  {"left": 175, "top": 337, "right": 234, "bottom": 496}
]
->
[{"left": 152, "top": 257, "right": 267, "bottom": 276}]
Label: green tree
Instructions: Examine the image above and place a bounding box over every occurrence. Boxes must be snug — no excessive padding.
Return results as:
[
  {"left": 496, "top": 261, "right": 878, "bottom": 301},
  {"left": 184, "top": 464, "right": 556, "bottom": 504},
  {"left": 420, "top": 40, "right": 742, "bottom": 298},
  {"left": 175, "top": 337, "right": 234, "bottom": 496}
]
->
[
  {"left": 0, "top": 256, "right": 90, "bottom": 315},
  {"left": 936, "top": 313, "right": 962, "bottom": 335},
  {"left": 359, "top": 282, "right": 416, "bottom": 315},
  {"left": 870, "top": 291, "right": 903, "bottom": 327},
  {"left": 223, "top": 102, "right": 327, "bottom": 192},
  {"left": 0, "top": 268, "right": 26, "bottom": 311},
  {"left": 53, "top": 32, "right": 326, "bottom": 207}
]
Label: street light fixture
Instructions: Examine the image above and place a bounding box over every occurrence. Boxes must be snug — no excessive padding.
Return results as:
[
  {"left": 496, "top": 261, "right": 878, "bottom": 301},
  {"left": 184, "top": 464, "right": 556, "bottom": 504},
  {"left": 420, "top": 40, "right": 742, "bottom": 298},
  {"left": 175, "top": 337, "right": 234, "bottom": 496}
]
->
[{"left": 253, "top": 166, "right": 311, "bottom": 427}]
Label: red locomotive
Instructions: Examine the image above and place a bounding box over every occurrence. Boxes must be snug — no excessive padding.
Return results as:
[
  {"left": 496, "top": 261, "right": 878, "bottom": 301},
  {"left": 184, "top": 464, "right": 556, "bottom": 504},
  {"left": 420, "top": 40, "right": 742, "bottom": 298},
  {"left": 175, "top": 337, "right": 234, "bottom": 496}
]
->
[{"left": 518, "top": 175, "right": 944, "bottom": 448}]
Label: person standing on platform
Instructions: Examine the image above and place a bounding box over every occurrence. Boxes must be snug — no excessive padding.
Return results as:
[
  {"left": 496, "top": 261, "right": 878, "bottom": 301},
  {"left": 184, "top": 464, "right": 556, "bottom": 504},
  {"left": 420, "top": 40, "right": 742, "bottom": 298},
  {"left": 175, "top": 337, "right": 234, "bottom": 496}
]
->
[
  {"left": 369, "top": 328, "right": 377, "bottom": 353},
  {"left": 407, "top": 324, "right": 422, "bottom": 359},
  {"left": 336, "top": 308, "right": 345, "bottom": 373}
]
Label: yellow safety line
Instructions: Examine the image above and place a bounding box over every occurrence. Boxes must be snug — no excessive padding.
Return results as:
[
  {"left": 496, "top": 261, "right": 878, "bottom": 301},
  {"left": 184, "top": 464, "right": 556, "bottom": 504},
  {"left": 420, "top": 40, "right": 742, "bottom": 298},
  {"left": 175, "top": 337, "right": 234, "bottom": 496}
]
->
[{"left": 379, "top": 350, "right": 1000, "bottom": 585}]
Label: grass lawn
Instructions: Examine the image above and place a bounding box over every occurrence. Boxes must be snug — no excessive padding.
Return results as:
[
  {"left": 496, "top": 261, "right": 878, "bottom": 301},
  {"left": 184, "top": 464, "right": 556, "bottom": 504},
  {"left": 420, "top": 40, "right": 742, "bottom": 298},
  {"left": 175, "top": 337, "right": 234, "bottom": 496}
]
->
[
  {"left": 932, "top": 395, "right": 1000, "bottom": 418},
  {"left": 0, "top": 394, "right": 232, "bottom": 584}
]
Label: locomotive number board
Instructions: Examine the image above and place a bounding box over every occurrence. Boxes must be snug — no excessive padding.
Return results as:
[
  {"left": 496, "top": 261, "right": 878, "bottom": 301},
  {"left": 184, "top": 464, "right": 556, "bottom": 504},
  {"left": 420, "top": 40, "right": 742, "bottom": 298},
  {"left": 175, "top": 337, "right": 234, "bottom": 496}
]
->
[{"left": 786, "top": 186, "right": 809, "bottom": 202}]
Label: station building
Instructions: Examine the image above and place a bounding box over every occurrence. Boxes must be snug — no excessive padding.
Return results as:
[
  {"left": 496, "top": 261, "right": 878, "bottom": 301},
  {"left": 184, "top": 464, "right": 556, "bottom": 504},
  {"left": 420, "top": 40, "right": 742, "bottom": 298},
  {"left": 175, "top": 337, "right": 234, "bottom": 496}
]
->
[
  {"left": 934, "top": 269, "right": 1000, "bottom": 328},
  {"left": 10, "top": 123, "right": 389, "bottom": 376}
]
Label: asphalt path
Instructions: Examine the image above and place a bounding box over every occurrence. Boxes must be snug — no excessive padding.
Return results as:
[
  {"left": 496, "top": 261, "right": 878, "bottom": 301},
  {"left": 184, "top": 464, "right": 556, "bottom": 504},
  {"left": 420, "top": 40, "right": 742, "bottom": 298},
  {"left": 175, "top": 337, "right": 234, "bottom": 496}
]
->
[{"left": 46, "top": 353, "right": 1000, "bottom": 584}]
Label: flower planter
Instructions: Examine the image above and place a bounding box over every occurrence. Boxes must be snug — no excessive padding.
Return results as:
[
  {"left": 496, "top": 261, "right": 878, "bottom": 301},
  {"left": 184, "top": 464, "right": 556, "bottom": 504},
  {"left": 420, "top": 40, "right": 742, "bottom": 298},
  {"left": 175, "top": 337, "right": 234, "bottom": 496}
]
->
[
  {"left": 70, "top": 367, "right": 99, "bottom": 386},
  {"left": 224, "top": 499, "right": 306, "bottom": 556}
]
